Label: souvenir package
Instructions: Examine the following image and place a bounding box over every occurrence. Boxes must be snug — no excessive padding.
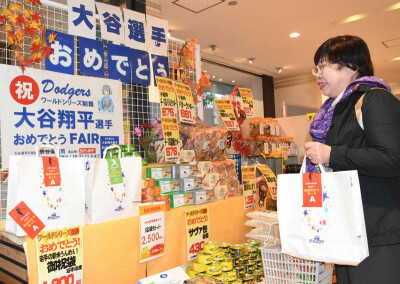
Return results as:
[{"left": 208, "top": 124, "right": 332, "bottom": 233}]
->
[
  {"left": 185, "top": 127, "right": 227, "bottom": 161},
  {"left": 249, "top": 117, "right": 263, "bottom": 137},
  {"left": 178, "top": 115, "right": 209, "bottom": 140},
  {"left": 211, "top": 160, "right": 242, "bottom": 196}
]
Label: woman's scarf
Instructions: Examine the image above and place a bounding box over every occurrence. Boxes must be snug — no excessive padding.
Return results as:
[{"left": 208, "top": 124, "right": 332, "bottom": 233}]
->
[{"left": 306, "top": 76, "right": 391, "bottom": 172}]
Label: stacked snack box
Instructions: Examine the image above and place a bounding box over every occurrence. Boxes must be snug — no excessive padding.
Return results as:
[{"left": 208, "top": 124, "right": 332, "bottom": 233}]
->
[{"left": 185, "top": 240, "right": 264, "bottom": 283}]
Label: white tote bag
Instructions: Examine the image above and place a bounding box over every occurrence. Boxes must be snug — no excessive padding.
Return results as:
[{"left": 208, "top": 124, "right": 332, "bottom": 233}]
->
[
  {"left": 85, "top": 145, "right": 142, "bottom": 224},
  {"left": 6, "top": 145, "right": 86, "bottom": 236},
  {"left": 277, "top": 158, "right": 369, "bottom": 265}
]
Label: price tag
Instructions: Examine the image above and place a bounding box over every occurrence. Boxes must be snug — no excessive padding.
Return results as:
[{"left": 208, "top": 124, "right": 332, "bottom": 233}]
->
[
  {"left": 242, "top": 166, "right": 256, "bottom": 209},
  {"left": 238, "top": 88, "right": 254, "bottom": 117},
  {"left": 37, "top": 226, "right": 83, "bottom": 284},
  {"left": 185, "top": 207, "right": 210, "bottom": 261},
  {"left": 173, "top": 81, "right": 196, "bottom": 124},
  {"left": 156, "top": 76, "right": 178, "bottom": 118},
  {"left": 214, "top": 99, "right": 240, "bottom": 131},
  {"left": 161, "top": 117, "right": 180, "bottom": 162},
  {"left": 139, "top": 202, "right": 166, "bottom": 263}
]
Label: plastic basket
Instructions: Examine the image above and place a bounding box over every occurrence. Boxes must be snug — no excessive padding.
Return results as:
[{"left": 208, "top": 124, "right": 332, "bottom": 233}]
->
[{"left": 260, "top": 224, "right": 333, "bottom": 284}]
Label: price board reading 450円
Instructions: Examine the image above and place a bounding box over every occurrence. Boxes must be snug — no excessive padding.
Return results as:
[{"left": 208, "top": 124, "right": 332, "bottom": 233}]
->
[
  {"left": 156, "top": 77, "right": 178, "bottom": 118},
  {"left": 173, "top": 81, "right": 196, "bottom": 124}
]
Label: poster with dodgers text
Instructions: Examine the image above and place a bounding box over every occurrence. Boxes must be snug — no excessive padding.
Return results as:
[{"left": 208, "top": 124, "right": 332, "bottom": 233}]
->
[{"left": 0, "top": 65, "right": 124, "bottom": 167}]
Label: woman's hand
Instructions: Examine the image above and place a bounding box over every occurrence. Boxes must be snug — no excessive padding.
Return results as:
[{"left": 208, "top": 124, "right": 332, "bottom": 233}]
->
[{"left": 305, "top": 142, "right": 331, "bottom": 164}]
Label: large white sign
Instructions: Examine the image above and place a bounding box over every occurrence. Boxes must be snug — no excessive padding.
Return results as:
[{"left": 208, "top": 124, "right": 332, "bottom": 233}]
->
[{"left": 0, "top": 65, "right": 124, "bottom": 167}]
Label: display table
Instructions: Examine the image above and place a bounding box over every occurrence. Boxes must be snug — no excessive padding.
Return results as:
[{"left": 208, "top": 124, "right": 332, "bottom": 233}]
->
[{"left": 1, "top": 196, "right": 252, "bottom": 284}]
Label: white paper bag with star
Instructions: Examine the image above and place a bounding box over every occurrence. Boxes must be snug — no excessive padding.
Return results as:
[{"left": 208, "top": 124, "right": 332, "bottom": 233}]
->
[{"left": 277, "top": 158, "right": 368, "bottom": 266}]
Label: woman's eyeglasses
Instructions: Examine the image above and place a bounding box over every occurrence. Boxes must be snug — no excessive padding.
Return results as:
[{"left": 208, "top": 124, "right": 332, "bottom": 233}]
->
[{"left": 311, "top": 63, "right": 328, "bottom": 76}]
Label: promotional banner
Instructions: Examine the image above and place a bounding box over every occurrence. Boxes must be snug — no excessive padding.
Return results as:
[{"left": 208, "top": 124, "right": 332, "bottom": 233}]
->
[
  {"left": 152, "top": 55, "right": 170, "bottom": 86},
  {"left": 0, "top": 65, "right": 124, "bottom": 167},
  {"left": 238, "top": 87, "right": 254, "bottom": 117},
  {"left": 255, "top": 164, "right": 278, "bottom": 200},
  {"left": 185, "top": 207, "right": 210, "bottom": 261},
  {"left": 45, "top": 29, "right": 74, "bottom": 75},
  {"left": 242, "top": 166, "right": 256, "bottom": 210},
  {"left": 173, "top": 82, "right": 196, "bottom": 124},
  {"left": 214, "top": 99, "right": 240, "bottom": 131},
  {"left": 96, "top": 2, "right": 124, "bottom": 43},
  {"left": 156, "top": 77, "right": 178, "bottom": 118},
  {"left": 131, "top": 49, "right": 151, "bottom": 85},
  {"left": 107, "top": 43, "right": 132, "bottom": 83},
  {"left": 67, "top": 0, "right": 96, "bottom": 39},
  {"left": 123, "top": 8, "right": 147, "bottom": 51},
  {"left": 146, "top": 15, "right": 168, "bottom": 56},
  {"left": 139, "top": 202, "right": 165, "bottom": 263},
  {"left": 78, "top": 36, "right": 105, "bottom": 78},
  {"left": 161, "top": 117, "right": 180, "bottom": 162},
  {"left": 37, "top": 226, "right": 83, "bottom": 284}
]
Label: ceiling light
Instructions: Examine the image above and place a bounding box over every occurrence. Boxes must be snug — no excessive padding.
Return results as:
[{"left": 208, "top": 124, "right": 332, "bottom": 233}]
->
[
  {"left": 219, "top": 78, "right": 223, "bottom": 81},
  {"left": 228, "top": 1, "right": 238, "bottom": 5},
  {"left": 213, "top": 85, "right": 217, "bottom": 87},
  {"left": 248, "top": 58, "right": 255, "bottom": 64},
  {"left": 204, "top": 70, "right": 207, "bottom": 73},
  {"left": 276, "top": 68, "right": 282, "bottom": 73},
  {"left": 168, "top": 31, "right": 171, "bottom": 37},
  {"left": 290, "top": 33, "right": 300, "bottom": 38},
  {"left": 232, "top": 80, "right": 236, "bottom": 83},
  {"left": 391, "top": 57, "right": 400, "bottom": 61},
  {"left": 212, "top": 75, "right": 216, "bottom": 79}
]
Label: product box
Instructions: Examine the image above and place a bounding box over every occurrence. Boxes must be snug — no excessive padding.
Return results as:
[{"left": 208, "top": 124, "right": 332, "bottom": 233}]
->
[
  {"left": 179, "top": 176, "right": 203, "bottom": 191},
  {"left": 154, "top": 194, "right": 171, "bottom": 211},
  {"left": 138, "top": 267, "right": 189, "bottom": 284},
  {"left": 179, "top": 150, "right": 197, "bottom": 164},
  {"left": 141, "top": 186, "right": 161, "bottom": 202},
  {"left": 146, "top": 166, "right": 172, "bottom": 179},
  {"left": 155, "top": 179, "right": 180, "bottom": 193},
  {"left": 142, "top": 178, "right": 156, "bottom": 189},
  {"left": 168, "top": 192, "right": 194, "bottom": 208},
  {"left": 214, "top": 185, "right": 229, "bottom": 200},
  {"left": 172, "top": 165, "right": 200, "bottom": 179},
  {"left": 202, "top": 173, "right": 220, "bottom": 190},
  {"left": 197, "top": 161, "right": 214, "bottom": 176},
  {"left": 192, "top": 190, "right": 213, "bottom": 205}
]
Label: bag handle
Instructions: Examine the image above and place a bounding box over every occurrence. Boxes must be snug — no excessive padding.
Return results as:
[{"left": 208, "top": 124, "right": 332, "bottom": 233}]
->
[
  {"left": 299, "top": 155, "right": 327, "bottom": 173},
  {"left": 103, "top": 145, "right": 122, "bottom": 159},
  {"left": 35, "top": 144, "right": 60, "bottom": 157}
]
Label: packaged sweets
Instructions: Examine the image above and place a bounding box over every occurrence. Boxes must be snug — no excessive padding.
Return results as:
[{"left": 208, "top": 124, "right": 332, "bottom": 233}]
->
[
  {"left": 178, "top": 115, "right": 209, "bottom": 139},
  {"left": 185, "top": 127, "right": 227, "bottom": 161},
  {"left": 153, "top": 194, "right": 171, "bottom": 211},
  {"left": 287, "top": 136, "right": 297, "bottom": 156},
  {"left": 262, "top": 118, "right": 271, "bottom": 137},
  {"left": 249, "top": 117, "right": 262, "bottom": 137},
  {"left": 211, "top": 160, "right": 242, "bottom": 196}
]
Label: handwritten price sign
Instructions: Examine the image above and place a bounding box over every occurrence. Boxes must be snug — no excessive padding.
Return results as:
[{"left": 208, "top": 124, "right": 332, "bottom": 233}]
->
[
  {"left": 242, "top": 166, "right": 256, "bottom": 210},
  {"left": 139, "top": 203, "right": 165, "bottom": 263},
  {"left": 173, "top": 81, "right": 196, "bottom": 124},
  {"left": 238, "top": 88, "right": 254, "bottom": 117},
  {"left": 161, "top": 117, "right": 180, "bottom": 162},
  {"left": 214, "top": 99, "right": 240, "bottom": 131},
  {"left": 156, "top": 76, "right": 178, "bottom": 118},
  {"left": 185, "top": 207, "right": 210, "bottom": 261}
]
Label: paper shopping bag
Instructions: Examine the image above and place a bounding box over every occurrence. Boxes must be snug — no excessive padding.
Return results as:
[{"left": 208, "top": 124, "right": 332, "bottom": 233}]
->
[
  {"left": 85, "top": 146, "right": 142, "bottom": 224},
  {"left": 6, "top": 149, "right": 86, "bottom": 236},
  {"left": 277, "top": 161, "right": 369, "bottom": 265}
]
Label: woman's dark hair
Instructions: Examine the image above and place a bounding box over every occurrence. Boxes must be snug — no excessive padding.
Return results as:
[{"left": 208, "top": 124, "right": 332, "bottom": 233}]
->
[{"left": 314, "top": 35, "right": 374, "bottom": 78}]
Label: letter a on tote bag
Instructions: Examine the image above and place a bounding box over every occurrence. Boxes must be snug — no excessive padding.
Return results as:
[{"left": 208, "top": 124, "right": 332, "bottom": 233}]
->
[
  {"left": 85, "top": 145, "right": 142, "bottom": 224},
  {"left": 277, "top": 158, "right": 369, "bottom": 265},
  {"left": 6, "top": 145, "right": 86, "bottom": 236}
]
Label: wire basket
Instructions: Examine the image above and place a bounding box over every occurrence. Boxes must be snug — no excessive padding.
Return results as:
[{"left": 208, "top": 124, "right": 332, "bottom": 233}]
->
[{"left": 260, "top": 224, "right": 333, "bottom": 284}]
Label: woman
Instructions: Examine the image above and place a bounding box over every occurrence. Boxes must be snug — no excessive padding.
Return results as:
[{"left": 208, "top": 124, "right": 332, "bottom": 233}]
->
[{"left": 305, "top": 35, "right": 400, "bottom": 283}]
